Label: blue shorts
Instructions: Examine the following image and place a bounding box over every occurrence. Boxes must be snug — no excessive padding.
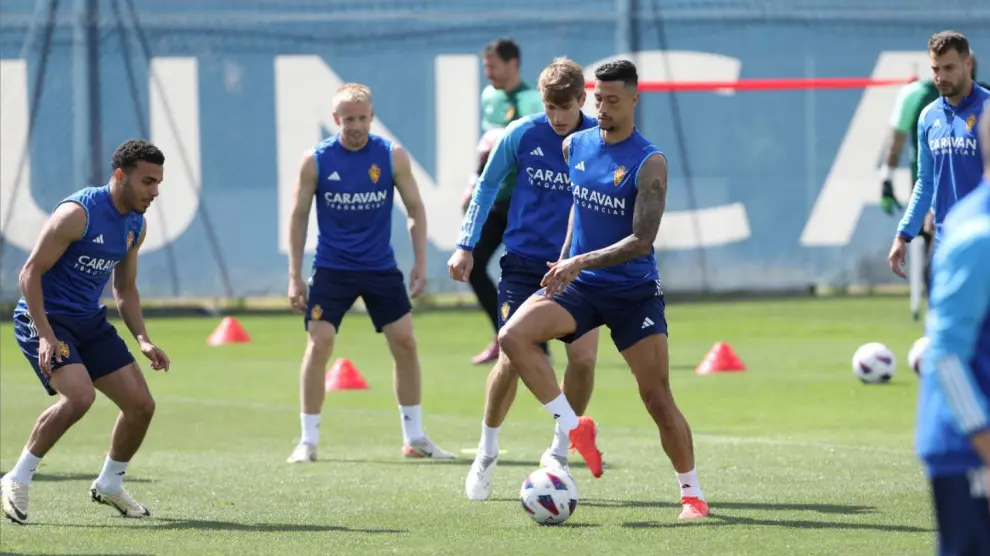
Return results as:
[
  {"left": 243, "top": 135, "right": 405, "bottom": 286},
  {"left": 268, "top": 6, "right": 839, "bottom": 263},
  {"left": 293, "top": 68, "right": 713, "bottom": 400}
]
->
[
  {"left": 930, "top": 471, "right": 990, "bottom": 556},
  {"left": 306, "top": 267, "right": 412, "bottom": 333},
  {"left": 12, "top": 309, "right": 136, "bottom": 396},
  {"left": 497, "top": 252, "right": 554, "bottom": 329},
  {"left": 541, "top": 278, "right": 667, "bottom": 352}
]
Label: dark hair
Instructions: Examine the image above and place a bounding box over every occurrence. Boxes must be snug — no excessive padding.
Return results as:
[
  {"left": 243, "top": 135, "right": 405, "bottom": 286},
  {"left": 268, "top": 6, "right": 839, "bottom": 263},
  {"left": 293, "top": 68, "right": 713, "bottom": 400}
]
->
[
  {"left": 111, "top": 139, "right": 164, "bottom": 171},
  {"left": 483, "top": 38, "right": 521, "bottom": 63},
  {"left": 929, "top": 31, "right": 970, "bottom": 57},
  {"left": 594, "top": 59, "right": 638, "bottom": 88}
]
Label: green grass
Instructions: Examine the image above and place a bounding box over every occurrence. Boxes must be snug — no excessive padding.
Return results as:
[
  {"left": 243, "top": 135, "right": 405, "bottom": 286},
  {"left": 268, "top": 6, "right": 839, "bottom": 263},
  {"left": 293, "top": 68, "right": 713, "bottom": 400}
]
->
[{"left": 1, "top": 297, "right": 935, "bottom": 555}]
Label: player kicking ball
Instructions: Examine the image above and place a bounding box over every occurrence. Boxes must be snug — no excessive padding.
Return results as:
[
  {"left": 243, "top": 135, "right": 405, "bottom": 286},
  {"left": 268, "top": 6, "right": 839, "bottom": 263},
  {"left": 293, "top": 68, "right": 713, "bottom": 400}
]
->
[
  {"left": 449, "top": 57, "right": 604, "bottom": 500},
  {"left": 1, "top": 140, "right": 170, "bottom": 524},
  {"left": 285, "top": 83, "right": 453, "bottom": 463},
  {"left": 498, "top": 60, "right": 710, "bottom": 520}
]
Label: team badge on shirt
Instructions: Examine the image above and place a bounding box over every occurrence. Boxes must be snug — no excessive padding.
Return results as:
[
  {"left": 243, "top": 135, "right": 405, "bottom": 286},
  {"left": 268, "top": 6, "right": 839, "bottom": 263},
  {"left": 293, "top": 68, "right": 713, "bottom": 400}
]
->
[
  {"left": 126, "top": 231, "right": 135, "bottom": 250},
  {"left": 311, "top": 304, "right": 323, "bottom": 321},
  {"left": 966, "top": 113, "right": 977, "bottom": 132},
  {"left": 613, "top": 166, "right": 626, "bottom": 187},
  {"left": 505, "top": 105, "right": 516, "bottom": 121},
  {"left": 369, "top": 164, "right": 381, "bottom": 184},
  {"left": 58, "top": 341, "right": 70, "bottom": 358},
  {"left": 500, "top": 302, "right": 511, "bottom": 322}
]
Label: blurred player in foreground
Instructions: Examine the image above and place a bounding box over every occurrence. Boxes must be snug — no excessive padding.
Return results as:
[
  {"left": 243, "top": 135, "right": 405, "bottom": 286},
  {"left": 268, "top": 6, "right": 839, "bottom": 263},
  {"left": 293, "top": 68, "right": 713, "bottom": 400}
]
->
[
  {"left": 286, "top": 83, "right": 453, "bottom": 463},
  {"left": 889, "top": 30, "right": 990, "bottom": 278},
  {"left": 498, "top": 60, "right": 709, "bottom": 520},
  {"left": 464, "top": 38, "right": 545, "bottom": 365},
  {"left": 1, "top": 140, "right": 170, "bottom": 524},
  {"left": 449, "top": 57, "right": 603, "bottom": 500},
  {"left": 915, "top": 108, "right": 990, "bottom": 555}
]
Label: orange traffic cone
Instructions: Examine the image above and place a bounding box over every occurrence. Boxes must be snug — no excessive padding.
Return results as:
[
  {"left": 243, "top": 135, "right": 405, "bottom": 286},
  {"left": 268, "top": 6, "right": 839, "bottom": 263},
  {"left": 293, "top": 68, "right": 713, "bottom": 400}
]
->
[
  {"left": 325, "top": 358, "right": 369, "bottom": 391},
  {"left": 207, "top": 317, "right": 251, "bottom": 345},
  {"left": 696, "top": 342, "right": 746, "bottom": 374}
]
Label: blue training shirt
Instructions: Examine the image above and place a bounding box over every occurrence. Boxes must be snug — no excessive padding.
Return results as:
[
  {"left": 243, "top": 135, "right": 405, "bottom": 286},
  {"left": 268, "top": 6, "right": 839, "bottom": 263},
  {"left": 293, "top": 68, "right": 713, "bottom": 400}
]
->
[
  {"left": 458, "top": 113, "right": 597, "bottom": 262},
  {"left": 915, "top": 178, "right": 990, "bottom": 477},
  {"left": 566, "top": 127, "right": 662, "bottom": 289},
  {"left": 14, "top": 186, "right": 145, "bottom": 320},
  {"left": 898, "top": 86, "right": 989, "bottom": 243},
  {"left": 312, "top": 134, "right": 397, "bottom": 272}
]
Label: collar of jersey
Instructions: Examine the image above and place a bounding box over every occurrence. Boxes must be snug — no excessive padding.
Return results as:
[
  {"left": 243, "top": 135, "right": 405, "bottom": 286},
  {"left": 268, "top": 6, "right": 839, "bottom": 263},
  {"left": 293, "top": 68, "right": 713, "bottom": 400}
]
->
[{"left": 939, "top": 83, "right": 987, "bottom": 112}]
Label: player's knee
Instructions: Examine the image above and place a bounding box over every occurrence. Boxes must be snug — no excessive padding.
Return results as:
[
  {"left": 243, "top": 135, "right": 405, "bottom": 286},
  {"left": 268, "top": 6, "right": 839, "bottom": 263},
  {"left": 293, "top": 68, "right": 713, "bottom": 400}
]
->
[
  {"left": 126, "top": 392, "right": 156, "bottom": 421},
  {"left": 496, "top": 324, "right": 525, "bottom": 360},
  {"left": 59, "top": 388, "right": 96, "bottom": 419},
  {"left": 307, "top": 322, "right": 335, "bottom": 354},
  {"left": 387, "top": 330, "right": 418, "bottom": 359},
  {"left": 565, "top": 352, "right": 596, "bottom": 379},
  {"left": 638, "top": 380, "right": 676, "bottom": 418}
]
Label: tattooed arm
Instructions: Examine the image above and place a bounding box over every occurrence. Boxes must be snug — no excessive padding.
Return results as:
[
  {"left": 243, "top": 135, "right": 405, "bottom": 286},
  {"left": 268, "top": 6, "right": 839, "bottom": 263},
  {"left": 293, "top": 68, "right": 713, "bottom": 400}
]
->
[{"left": 574, "top": 152, "right": 667, "bottom": 269}]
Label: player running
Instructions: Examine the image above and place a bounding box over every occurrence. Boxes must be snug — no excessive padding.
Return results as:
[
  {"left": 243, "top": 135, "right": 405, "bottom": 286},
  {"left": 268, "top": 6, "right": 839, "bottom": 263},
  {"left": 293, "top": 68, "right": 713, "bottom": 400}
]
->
[
  {"left": 1, "top": 140, "right": 170, "bottom": 524},
  {"left": 889, "top": 31, "right": 990, "bottom": 278},
  {"left": 497, "top": 59, "right": 709, "bottom": 520},
  {"left": 449, "top": 57, "right": 603, "bottom": 500},
  {"left": 285, "top": 83, "right": 454, "bottom": 463},
  {"left": 914, "top": 108, "right": 990, "bottom": 555}
]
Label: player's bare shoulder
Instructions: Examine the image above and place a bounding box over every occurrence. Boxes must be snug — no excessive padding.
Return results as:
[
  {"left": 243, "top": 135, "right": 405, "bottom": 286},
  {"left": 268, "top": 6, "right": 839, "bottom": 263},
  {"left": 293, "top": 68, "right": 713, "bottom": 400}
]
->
[{"left": 49, "top": 200, "right": 89, "bottom": 241}]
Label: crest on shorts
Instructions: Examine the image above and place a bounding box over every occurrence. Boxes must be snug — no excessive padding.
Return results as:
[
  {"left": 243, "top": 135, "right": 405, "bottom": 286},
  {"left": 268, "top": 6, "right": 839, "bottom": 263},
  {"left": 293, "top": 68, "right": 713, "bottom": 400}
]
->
[
  {"left": 500, "top": 302, "right": 511, "bottom": 322},
  {"left": 966, "top": 113, "right": 977, "bottom": 132},
  {"left": 58, "top": 341, "right": 70, "bottom": 358},
  {"left": 311, "top": 304, "right": 323, "bottom": 321},
  {"left": 368, "top": 164, "right": 381, "bottom": 184},
  {"left": 613, "top": 166, "right": 626, "bottom": 187},
  {"left": 126, "top": 230, "right": 135, "bottom": 250}
]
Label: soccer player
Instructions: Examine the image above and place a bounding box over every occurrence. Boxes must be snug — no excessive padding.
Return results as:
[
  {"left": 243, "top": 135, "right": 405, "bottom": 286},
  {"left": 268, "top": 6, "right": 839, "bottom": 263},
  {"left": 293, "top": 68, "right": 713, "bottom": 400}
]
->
[
  {"left": 285, "top": 83, "right": 453, "bottom": 463},
  {"left": 464, "top": 38, "right": 545, "bottom": 365},
  {"left": 889, "top": 31, "right": 990, "bottom": 278},
  {"left": 497, "top": 59, "right": 709, "bottom": 520},
  {"left": 449, "top": 57, "right": 604, "bottom": 500},
  {"left": 914, "top": 108, "right": 990, "bottom": 555},
  {"left": 1, "top": 139, "right": 170, "bottom": 524}
]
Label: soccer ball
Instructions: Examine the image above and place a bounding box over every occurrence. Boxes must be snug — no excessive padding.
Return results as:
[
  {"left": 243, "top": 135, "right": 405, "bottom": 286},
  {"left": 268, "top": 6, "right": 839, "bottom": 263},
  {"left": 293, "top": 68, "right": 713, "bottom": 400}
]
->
[
  {"left": 852, "top": 342, "right": 897, "bottom": 383},
  {"left": 908, "top": 336, "right": 930, "bottom": 375},
  {"left": 519, "top": 467, "right": 578, "bottom": 525}
]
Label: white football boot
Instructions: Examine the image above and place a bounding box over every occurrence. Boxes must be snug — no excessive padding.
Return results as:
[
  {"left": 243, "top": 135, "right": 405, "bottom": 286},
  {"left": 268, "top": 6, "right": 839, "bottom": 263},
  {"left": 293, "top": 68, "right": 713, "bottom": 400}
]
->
[
  {"left": 402, "top": 437, "right": 456, "bottom": 460},
  {"left": 89, "top": 481, "right": 151, "bottom": 518},
  {"left": 540, "top": 449, "right": 570, "bottom": 475},
  {"left": 465, "top": 453, "right": 498, "bottom": 501},
  {"left": 286, "top": 442, "right": 317, "bottom": 463},
  {"left": 1, "top": 474, "right": 29, "bottom": 524}
]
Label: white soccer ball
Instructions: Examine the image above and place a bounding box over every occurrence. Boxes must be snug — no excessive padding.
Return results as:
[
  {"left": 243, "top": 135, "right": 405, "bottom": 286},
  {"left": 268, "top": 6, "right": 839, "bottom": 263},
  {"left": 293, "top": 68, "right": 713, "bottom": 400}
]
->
[
  {"left": 908, "top": 336, "right": 930, "bottom": 375},
  {"left": 852, "top": 342, "right": 897, "bottom": 383},
  {"left": 519, "top": 467, "right": 578, "bottom": 525}
]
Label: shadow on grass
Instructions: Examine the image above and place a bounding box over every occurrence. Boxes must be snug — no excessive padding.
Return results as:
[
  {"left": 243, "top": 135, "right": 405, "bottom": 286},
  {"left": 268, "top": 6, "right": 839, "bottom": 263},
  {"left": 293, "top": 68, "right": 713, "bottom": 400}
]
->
[
  {"left": 45, "top": 517, "right": 405, "bottom": 534},
  {"left": 581, "top": 498, "right": 931, "bottom": 533}
]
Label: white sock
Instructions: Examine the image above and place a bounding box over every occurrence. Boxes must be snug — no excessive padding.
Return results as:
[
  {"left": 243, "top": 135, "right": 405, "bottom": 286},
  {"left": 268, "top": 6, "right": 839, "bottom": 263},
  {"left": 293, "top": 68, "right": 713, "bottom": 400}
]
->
[
  {"left": 301, "top": 413, "right": 320, "bottom": 446},
  {"left": 95, "top": 455, "right": 129, "bottom": 493},
  {"left": 677, "top": 469, "right": 703, "bottom": 499},
  {"left": 542, "top": 393, "right": 579, "bottom": 431},
  {"left": 9, "top": 448, "right": 42, "bottom": 484},
  {"left": 550, "top": 423, "right": 571, "bottom": 458},
  {"left": 399, "top": 405, "right": 424, "bottom": 444},
  {"left": 479, "top": 423, "right": 501, "bottom": 458}
]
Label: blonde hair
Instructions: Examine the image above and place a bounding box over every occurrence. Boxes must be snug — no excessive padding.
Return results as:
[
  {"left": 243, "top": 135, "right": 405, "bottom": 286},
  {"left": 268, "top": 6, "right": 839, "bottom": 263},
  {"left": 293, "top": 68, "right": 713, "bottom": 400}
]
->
[
  {"left": 333, "top": 83, "right": 373, "bottom": 110},
  {"left": 538, "top": 57, "right": 586, "bottom": 105}
]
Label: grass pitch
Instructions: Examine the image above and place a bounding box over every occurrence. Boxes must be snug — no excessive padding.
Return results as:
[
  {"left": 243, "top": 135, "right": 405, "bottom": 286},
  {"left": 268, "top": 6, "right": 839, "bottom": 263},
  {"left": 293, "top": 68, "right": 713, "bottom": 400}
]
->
[{"left": 1, "top": 297, "right": 934, "bottom": 555}]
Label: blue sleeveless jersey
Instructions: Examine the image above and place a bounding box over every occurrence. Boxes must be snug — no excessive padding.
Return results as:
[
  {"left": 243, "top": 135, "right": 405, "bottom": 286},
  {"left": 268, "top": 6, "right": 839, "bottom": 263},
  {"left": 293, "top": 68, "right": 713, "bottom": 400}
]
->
[
  {"left": 458, "top": 113, "right": 598, "bottom": 262},
  {"left": 916, "top": 179, "right": 990, "bottom": 477},
  {"left": 15, "top": 186, "right": 145, "bottom": 320},
  {"left": 566, "top": 127, "right": 662, "bottom": 289},
  {"left": 312, "top": 134, "right": 397, "bottom": 271}
]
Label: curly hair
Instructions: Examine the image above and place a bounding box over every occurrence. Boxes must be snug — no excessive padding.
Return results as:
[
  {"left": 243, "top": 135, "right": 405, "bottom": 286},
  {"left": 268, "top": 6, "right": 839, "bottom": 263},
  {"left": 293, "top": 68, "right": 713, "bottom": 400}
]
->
[{"left": 111, "top": 139, "right": 165, "bottom": 172}]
